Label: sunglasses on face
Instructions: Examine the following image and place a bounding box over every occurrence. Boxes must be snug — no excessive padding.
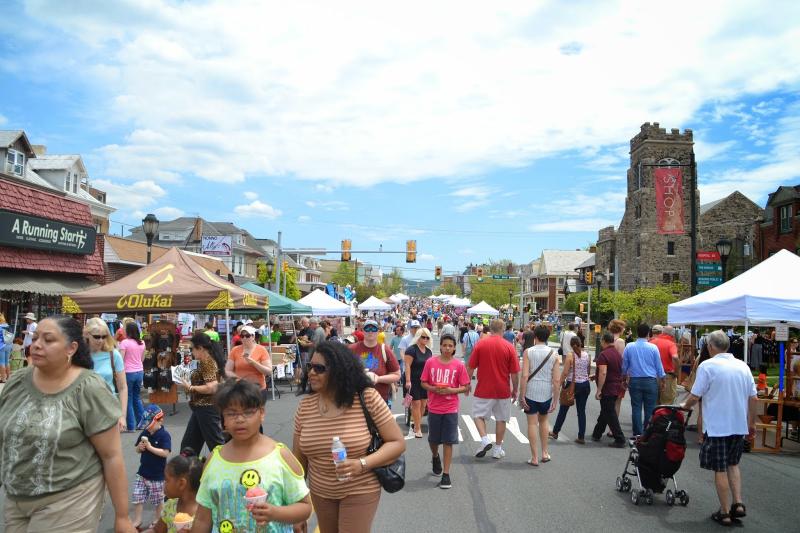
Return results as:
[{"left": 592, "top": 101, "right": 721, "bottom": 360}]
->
[
  {"left": 306, "top": 362, "right": 328, "bottom": 374},
  {"left": 363, "top": 326, "right": 379, "bottom": 332},
  {"left": 420, "top": 335, "right": 430, "bottom": 340},
  {"left": 92, "top": 335, "right": 107, "bottom": 340}
]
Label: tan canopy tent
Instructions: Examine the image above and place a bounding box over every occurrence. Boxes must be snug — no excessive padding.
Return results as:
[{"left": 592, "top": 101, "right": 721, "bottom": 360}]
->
[{"left": 63, "top": 246, "right": 269, "bottom": 315}]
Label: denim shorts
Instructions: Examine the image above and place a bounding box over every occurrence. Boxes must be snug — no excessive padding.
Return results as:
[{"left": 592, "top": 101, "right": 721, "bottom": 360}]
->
[
  {"left": 0, "top": 344, "right": 10, "bottom": 366},
  {"left": 525, "top": 397, "right": 551, "bottom": 416},
  {"left": 428, "top": 412, "right": 459, "bottom": 444}
]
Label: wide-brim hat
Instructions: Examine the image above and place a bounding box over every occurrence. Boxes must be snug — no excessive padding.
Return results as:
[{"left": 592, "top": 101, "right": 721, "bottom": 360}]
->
[{"left": 24, "top": 312, "right": 37, "bottom": 321}]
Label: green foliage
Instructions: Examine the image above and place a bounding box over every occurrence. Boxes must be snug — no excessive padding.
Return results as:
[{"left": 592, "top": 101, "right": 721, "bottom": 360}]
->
[
  {"left": 565, "top": 282, "right": 686, "bottom": 327},
  {"left": 433, "top": 282, "right": 463, "bottom": 297},
  {"left": 469, "top": 278, "right": 516, "bottom": 309},
  {"left": 331, "top": 261, "right": 357, "bottom": 287},
  {"left": 256, "top": 260, "right": 300, "bottom": 300}
]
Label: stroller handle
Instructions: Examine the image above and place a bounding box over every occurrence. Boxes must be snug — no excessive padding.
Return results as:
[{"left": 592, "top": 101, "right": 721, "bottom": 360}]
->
[{"left": 653, "top": 404, "right": 693, "bottom": 417}]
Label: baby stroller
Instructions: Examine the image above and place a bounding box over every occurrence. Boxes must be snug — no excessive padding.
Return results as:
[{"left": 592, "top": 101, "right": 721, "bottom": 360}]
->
[{"left": 616, "top": 405, "right": 691, "bottom": 506}]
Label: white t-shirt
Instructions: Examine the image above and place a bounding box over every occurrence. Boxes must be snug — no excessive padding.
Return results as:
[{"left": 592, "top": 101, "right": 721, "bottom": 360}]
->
[
  {"left": 23, "top": 321, "right": 37, "bottom": 348},
  {"left": 524, "top": 345, "right": 559, "bottom": 402},
  {"left": 397, "top": 333, "right": 415, "bottom": 354},
  {"left": 690, "top": 353, "right": 756, "bottom": 437},
  {"left": 560, "top": 330, "right": 576, "bottom": 356}
]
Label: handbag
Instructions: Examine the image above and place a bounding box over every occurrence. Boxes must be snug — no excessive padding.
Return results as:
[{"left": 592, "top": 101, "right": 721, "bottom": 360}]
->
[
  {"left": 357, "top": 390, "right": 405, "bottom": 493},
  {"left": 559, "top": 353, "right": 577, "bottom": 406},
  {"left": 109, "top": 349, "right": 120, "bottom": 394}
]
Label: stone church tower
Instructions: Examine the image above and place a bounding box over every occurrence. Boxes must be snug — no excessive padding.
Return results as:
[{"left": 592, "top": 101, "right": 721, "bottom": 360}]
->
[{"left": 596, "top": 123, "right": 698, "bottom": 292}]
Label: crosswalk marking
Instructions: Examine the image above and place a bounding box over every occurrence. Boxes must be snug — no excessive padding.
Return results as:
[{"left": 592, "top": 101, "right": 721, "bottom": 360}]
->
[{"left": 394, "top": 413, "right": 535, "bottom": 444}]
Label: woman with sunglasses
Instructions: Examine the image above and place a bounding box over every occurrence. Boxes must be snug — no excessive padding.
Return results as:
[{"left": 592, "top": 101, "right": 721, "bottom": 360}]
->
[
  {"left": 224, "top": 325, "right": 272, "bottom": 400},
  {"left": 404, "top": 327, "right": 433, "bottom": 438},
  {"left": 293, "top": 341, "right": 405, "bottom": 533},
  {"left": 86, "top": 317, "right": 128, "bottom": 432},
  {"left": 119, "top": 321, "right": 146, "bottom": 431}
]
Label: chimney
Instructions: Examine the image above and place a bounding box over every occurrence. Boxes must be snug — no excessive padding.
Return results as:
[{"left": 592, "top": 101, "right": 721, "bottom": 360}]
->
[{"left": 191, "top": 217, "right": 203, "bottom": 242}]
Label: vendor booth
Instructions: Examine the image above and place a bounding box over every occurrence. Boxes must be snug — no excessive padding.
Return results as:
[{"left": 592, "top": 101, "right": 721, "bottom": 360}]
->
[
  {"left": 467, "top": 301, "right": 500, "bottom": 316},
  {"left": 358, "top": 295, "right": 392, "bottom": 312},
  {"left": 668, "top": 249, "right": 800, "bottom": 452},
  {"left": 64, "top": 247, "right": 269, "bottom": 409},
  {"left": 298, "top": 289, "right": 352, "bottom": 316}
]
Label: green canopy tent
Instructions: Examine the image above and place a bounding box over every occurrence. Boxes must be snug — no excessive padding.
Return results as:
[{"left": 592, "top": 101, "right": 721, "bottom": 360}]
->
[{"left": 241, "top": 282, "right": 312, "bottom": 400}]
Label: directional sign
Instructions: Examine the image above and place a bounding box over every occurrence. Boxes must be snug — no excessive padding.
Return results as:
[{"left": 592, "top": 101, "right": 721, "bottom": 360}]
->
[
  {"left": 697, "top": 251, "right": 721, "bottom": 261},
  {"left": 696, "top": 263, "right": 722, "bottom": 272},
  {"left": 696, "top": 276, "right": 723, "bottom": 285},
  {"left": 492, "top": 274, "right": 510, "bottom": 279}
]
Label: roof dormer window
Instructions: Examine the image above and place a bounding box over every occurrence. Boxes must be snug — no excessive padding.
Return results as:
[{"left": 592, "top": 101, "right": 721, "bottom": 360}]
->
[
  {"left": 5, "top": 149, "right": 24, "bottom": 176},
  {"left": 65, "top": 171, "right": 72, "bottom": 192}
]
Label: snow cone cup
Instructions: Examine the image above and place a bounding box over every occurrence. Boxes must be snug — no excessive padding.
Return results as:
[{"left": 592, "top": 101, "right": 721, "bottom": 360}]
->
[
  {"left": 173, "top": 513, "right": 193, "bottom": 530},
  {"left": 245, "top": 488, "right": 268, "bottom": 509}
]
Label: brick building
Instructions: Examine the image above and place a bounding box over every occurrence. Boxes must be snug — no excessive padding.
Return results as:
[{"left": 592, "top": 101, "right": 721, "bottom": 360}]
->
[
  {"left": 596, "top": 123, "right": 762, "bottom": 292},
  {"left": 756, "top": 184, "right": 800, "bottom": 258}
]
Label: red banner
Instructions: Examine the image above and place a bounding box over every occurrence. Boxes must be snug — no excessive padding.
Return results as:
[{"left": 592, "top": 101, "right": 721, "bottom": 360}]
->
[
  {"left": 654, "top": 167, "right": 684, "bottom": 234},
  {"left": 697, "top": 251, "right": 721, "bottom": 261}
]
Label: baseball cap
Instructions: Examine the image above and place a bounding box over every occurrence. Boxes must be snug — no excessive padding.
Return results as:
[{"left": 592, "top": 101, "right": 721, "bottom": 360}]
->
[
  {"left": 240, "top": 325, "right": 257, "bottom": 336},
  {"left": 364, "top": 319, "right": 379, "bottom": 329},
  {"left": 409, "top": 320, "right": 421, "bottom": 328},
  {"left": 138, "top": 405, "right": 164, "bottom": 431}
]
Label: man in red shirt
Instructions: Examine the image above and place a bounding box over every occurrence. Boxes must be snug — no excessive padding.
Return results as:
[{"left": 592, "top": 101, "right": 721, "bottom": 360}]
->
[
  {"left": 349, "top": 319, "right": 401, "bottom": 403},
  {"left": 468, "top": 318, "right": 521, "bottom": 460},
  {"left": 650, "top": 324, "right": 679, "bottom": 404}
]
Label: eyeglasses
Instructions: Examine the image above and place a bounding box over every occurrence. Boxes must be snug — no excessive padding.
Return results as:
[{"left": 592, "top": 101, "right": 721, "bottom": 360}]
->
[
  {"left": 420, "top": 336, "right": 430, "bottom": 340},
  {"left": 222, "top": 408, "right": 261, "bottom": 420},
  {"left": 91, "top": 335, "right": 107, "bottom": 340},
  {"left": 363, "top": 326, "right": 379, "bottom": 333},
  {"left": 306, "top": 362, "right": 328, "bottom": 374},
  {"left": 240, "top": 333, "right": 252, "bottom": 338}
]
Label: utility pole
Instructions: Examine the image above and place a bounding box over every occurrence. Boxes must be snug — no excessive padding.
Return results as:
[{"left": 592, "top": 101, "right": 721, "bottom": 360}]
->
[{"left": 276, "top": 231, "right": 282, "bottom": 295}]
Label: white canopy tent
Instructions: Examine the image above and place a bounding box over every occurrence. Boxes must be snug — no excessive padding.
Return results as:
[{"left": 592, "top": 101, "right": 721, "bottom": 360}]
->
[
  {"left": 668, "top": 249, "right": 800, "bottom": 365},
  {"left": 448, "top": 296, "right": 472, "bottom": 307},
  {"left": 393, "top": 293, "right": 410, "bottom": 302},
  {"left": 358, "top": 295, "right": 392, "bottom": 312},
  {"left": 298, "top": 289, "right": 353, "bottom": 316},
  {"left": 388, "top": 294, "right": 403, "bottom": 304},
  {"left": 467, "top": 300, "right": 500, "bottom": 316}
]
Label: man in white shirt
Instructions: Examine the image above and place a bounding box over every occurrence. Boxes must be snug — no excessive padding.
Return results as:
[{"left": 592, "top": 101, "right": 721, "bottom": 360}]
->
[
  {"left": 397, "top": 320, "right": 420, "bottom": 355},
  {"left": 23, "top": 312, "right": 37, "bottom": 363},
  {"left": 559, "top": 323, "right": 577, "bottom": 360},
  {"left": 682, "top": 330, "right": 756, "bottom": 527}
]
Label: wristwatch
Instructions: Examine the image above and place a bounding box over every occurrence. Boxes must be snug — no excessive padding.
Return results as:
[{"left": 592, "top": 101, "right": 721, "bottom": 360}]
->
[{"left": 359, "top": 458, "right": 368, "bottom": 472}]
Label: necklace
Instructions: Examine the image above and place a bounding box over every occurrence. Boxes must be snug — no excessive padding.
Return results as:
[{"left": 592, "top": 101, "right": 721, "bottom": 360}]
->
[{"left": 318, "top": 397, "right": 343, "bottom": 417}]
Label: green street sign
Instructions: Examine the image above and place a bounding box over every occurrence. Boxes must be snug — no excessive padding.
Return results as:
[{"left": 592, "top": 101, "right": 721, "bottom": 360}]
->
[
  {"left": 696, "top": 263, "right": 722, "bottom": 272},
  {"left": 696, "top": 276, "right": 723, "bottom": 285},
  {"left": 492, "top": 274, "right": 510, "bottom": 279}
]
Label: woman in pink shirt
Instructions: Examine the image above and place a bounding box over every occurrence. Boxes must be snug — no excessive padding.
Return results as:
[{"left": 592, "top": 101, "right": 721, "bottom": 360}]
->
[{"left": 119, "top": 321, "right": 145, "bottom": 431}]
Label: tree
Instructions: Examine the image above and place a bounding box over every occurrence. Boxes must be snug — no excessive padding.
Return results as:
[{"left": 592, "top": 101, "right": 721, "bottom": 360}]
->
[
  {"left": 378, "top": 268, "right": 404, "bottom": 297},
  {"left": 331, "top": 261, "right": 357, "bottom": 288},
  {"left": 565, "top": 282, "right": 686, "bottom": 327},
  {"left": 256, "top": 260, "right": 300, "bottom": 300},
  {"left": 434, "top": 282, "right": 463, "bottom": 297},
  {"left": 469, "top": 278, "right": 516, "bottom": 309}
]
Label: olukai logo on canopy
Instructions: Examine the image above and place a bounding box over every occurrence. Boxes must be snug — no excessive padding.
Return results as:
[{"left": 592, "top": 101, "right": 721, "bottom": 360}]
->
[
  {"left": 117, "top": 294, "right": 173, "bottom": 310},
  {"left": 137, "top": 264, "right": 175, "bottom": 290}
]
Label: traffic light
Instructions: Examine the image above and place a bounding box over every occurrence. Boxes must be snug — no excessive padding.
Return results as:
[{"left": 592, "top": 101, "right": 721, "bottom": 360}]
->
[
  {"left": 283, "top": 260, "right": 288, "bottom": 273},
  {"left": 435, "top": 265, "right": 442, "bottom": 280},
  {"left": 406, "top": 240, "right": 417, "bottom": 263},
  {"left": 476, "top": 267, "right": 484, "bottom": 281},
  {"left": 585, "top": 270, "right": 593, "bottom": 284},
  {"left": 341, "top": 239, "right": 352, "bottom": 262},
  {"left": 579, "top": 303, "right": 585, "bottom": 314}
]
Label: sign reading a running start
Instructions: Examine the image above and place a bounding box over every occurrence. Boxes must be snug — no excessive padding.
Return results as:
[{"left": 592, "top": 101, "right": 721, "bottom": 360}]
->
[{"left": 0, "top": 209, "right": 96, "bottom": 255}]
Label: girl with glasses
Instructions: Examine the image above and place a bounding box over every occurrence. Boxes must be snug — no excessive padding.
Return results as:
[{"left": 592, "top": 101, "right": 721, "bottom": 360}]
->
[
  {"left": 192, "top": 379, "right": 312, "bottom": 532},
  {"left": 404, "top": 327, "right": 433, "bottom": 438},
  {"left": 293, "top": 341, "right": 404, "bottom": 533},
  {"left": 86, "top": 317, "right": 128, "bottom": 432}
]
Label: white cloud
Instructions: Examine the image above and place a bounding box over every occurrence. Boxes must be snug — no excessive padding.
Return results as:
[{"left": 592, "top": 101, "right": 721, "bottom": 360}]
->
[
  {"left": 154, "top": 206, "right": 184, "bottom": 220},
  {"left": 418, "top": 253, "right": 436, "bottom": 261},
  {"left": 529, "top": 218, "right": 620, "bottom": 232},
  {"left": 693, "top": 139, "right": 736, "bottom": 161},
  {"left": 297, "top": 215, "right": 311, "bottom": 222},
  {"left": 243, "top": 191, "right": 258, "bottom": 200},
  {"left": 314, "top": 184, "right": 335, "bottom": 194},
  {"left": 13, "top": 1, "right": 800, "bottom": 186},
  {"left": 234, "top": 200, "right": 282, "bottom": 219},
  {"left": 450, "top": 185, "right": 496, "bottom": 212},
  {"left": 0, "top": 114, "right": 7, "bottom": 126},
  {"left": 92, "top": 179, "right": 167, "bottom": 215},
  {"left": 305, "top": 200, "right": 349, "bottom": 211}
]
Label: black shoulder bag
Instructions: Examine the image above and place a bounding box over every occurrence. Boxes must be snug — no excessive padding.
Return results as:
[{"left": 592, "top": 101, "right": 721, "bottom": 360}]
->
[{"left": 357, "top": 390, "right": 406, "bottom": 493}]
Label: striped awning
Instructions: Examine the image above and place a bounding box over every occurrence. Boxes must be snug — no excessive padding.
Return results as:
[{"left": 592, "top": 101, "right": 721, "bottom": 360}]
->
[{"left": 0, "top": 271, "right": 98, "bottom": 295}]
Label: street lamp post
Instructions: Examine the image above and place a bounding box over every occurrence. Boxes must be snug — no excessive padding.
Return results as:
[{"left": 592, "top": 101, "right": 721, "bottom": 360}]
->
[
  {"left": 508, "top": 289, "right": 513, "bottom": 324},
  {"left": 594, "top": 272, "right": 605, "bottom": 358},
  {"left": 265, "top": 257, "right": 275, "bottom": 290},
  {"left": 716, "top": 239, "right": 732, "bottom": 282},
  {"left": 141, "top": 213, "right": 159, "bottom": 265}
]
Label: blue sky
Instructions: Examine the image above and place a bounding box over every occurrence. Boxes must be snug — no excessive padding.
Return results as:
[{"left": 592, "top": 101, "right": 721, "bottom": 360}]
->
[{"left": 1, "top": 1, "right": 799, "bottom": 280}]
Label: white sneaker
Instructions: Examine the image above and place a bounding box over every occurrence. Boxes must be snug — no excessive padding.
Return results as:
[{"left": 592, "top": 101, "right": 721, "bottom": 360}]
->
[{"left": 491, "top": 447, "right": 505, "bottom": 459}]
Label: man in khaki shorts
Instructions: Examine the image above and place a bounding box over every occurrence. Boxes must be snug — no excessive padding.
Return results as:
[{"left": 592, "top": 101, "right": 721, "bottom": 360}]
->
[{"left": 468, "top": 319, "right": 521, "bottom": 460}]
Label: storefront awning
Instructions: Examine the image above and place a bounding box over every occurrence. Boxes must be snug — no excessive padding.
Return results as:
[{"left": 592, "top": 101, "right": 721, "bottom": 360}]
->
[{"left": 0, "top": 271, "right": 99, "bottom": 295}]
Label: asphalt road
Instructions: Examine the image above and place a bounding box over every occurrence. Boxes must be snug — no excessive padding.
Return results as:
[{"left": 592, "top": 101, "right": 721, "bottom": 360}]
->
[{"left": 2, "top": 333, "right": 799, "bottom": 532}]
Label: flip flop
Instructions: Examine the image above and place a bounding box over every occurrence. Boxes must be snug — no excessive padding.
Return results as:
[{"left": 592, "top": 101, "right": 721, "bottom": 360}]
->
[
  {"left": 526, "top": 459, "right": 539, "bottom": 466},
  {"left": 541, "top": 455, "right": 551, "bottom": 463}
]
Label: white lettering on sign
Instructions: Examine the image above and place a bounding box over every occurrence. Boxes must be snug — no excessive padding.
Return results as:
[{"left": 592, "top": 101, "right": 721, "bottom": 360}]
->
[
  {"left": 11, "top": 217, "right": 88, "bottom": 248},
  {"left": 661, "top": 173, "right": 677, "bottom": 216}
]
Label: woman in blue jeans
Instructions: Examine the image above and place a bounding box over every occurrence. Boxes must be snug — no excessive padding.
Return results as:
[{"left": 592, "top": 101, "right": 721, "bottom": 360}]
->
[
  {"left": 550, "top": 336, "right": 592, "bottom": 443},
  {"left": 119, "top": 321, "right": 146, "bottom": 430}
]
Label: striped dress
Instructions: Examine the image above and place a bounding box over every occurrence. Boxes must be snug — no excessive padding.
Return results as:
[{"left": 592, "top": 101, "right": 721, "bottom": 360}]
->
[
  {"left": 294, "top": 388, "right": 394, "bottom": 499},
  {"left": 524, "top": 345, "right": 559, "bottom": 402}
]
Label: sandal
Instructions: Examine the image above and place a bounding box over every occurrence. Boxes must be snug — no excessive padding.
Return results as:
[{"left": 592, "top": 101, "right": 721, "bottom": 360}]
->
[
  {"left": 711, "top": 510, "right": 732, "bottom": 527},
  {"left": 526, "top": 459, "right": 539, "bottom": 466},
  {"left": 541, "top": 454, "right": 551, "bottom": 463},
  {"left": 730, "top": 503, "right": 746, "bottom": 518}
]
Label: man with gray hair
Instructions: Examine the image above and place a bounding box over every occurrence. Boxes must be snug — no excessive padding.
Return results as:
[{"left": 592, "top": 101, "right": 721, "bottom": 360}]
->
[
  {"left": 681, "top": 330, "right": 756, "bottom": 527},
  {"left": 650, "top": 324, "right": 679, "bottom": 404}
]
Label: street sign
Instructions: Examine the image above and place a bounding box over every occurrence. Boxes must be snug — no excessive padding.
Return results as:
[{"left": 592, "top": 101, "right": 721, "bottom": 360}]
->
[
  {"left": 696, "top": 276, "right": 723, "bottom": 285},
  {"left": 492, "top": 274, "right": 510, "bottom": 279},
  {"left": 696, "top": 263, "right": 722, "bottom": 272},
  {"left": 697, "top": 251, "right": 721, "bottom": 261},
  {"left": 775, "top": 323, "right": 789, "bottom": 342}
]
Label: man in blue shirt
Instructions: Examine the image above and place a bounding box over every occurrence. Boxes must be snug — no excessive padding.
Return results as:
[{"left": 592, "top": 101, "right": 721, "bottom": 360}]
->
[{"left": 622, "top": 323, "right": 665, "bottom": 436}]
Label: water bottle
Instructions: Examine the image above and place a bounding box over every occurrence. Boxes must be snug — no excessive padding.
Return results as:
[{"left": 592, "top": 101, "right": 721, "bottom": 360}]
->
[{"left": 331, "top": 436, "right": 349, "bottom": 481}]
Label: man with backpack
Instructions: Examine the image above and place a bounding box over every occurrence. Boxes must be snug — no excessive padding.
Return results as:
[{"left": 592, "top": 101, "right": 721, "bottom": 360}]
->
[{"left": 462, "top": 323, "right": 479, "bottom": 367}]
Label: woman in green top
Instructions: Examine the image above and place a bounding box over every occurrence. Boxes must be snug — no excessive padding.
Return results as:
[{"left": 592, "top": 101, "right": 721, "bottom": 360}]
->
[{"left": 0, "top": 316, "right": 136, "bottom": 532}]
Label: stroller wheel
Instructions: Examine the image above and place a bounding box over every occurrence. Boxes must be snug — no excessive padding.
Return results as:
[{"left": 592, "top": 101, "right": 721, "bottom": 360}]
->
[
  {"left": 615, "top": 476, "right": 623, "bottom": 492},
  {"left": 665, "top": 489, "right": 675, "bottom": 506},
  {"left": 623, "top": 478, "right": 632, "bottom": 492},
  {"left": 645, "top": 489, "right": 654, "bottom": 505},
  {"left": 678, "top": 491, "right": 689, "bottom": 506},
  {"left": 631, "top": 491, "right": 639, "bottom": 505}
]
